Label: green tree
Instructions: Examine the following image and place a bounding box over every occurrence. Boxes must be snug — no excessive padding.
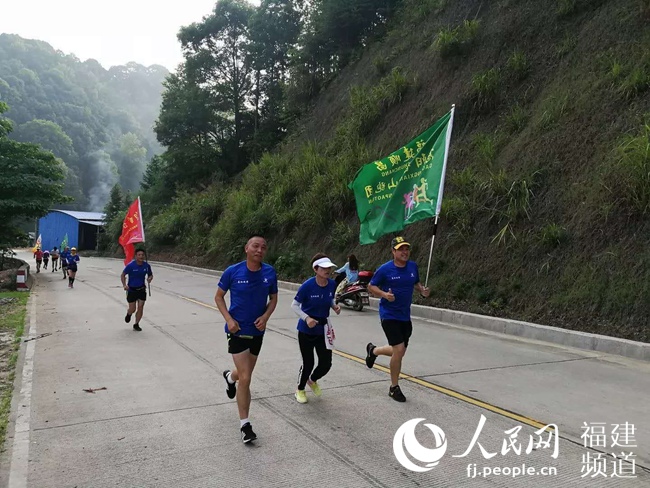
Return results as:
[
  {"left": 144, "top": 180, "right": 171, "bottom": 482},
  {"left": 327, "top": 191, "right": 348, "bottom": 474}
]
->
[
  {"left": 248, "top": 0, "right": 302, "bottom": 154},
  {"left": 11, "top": 119, "right": 78, "bottom": 164},
  {"left": 154, "top": 70, "right": 226, "bottom": 187},
  {"left": 103, "top": 183, "right": 125, "bottom": 223},
  {"left": 179, "top": 0, "right": 255, "bottom": 173},
  {"left": 0, "top": 102, "right": 68, "bottom": 243}
]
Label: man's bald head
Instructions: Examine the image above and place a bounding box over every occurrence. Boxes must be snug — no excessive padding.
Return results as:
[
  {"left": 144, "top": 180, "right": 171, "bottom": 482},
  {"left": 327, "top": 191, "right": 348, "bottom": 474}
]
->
[{"left": 245, "top": 235, "right": 267, "bottom": 267}]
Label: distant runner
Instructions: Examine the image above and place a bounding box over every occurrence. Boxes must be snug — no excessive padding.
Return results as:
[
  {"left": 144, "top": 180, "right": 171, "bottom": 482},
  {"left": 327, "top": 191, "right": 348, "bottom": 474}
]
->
[
  {"left": 66, "top": 247, "right": 80, "bottom": 288},
  {"left": 121, "top": 249, "right": 153, "bottom": 332},
  {"left": 51, "top": 247, "right": 59, "bottom": 272}
]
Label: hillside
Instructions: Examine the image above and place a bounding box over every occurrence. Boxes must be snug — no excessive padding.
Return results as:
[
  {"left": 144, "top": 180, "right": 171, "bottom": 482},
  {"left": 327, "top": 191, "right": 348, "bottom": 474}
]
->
[
  {"left": 0, "top": 34, "right": 168, "bottom": 209},
  {"left": 129, "top": 0, "right": 649, "bottom": 342}
]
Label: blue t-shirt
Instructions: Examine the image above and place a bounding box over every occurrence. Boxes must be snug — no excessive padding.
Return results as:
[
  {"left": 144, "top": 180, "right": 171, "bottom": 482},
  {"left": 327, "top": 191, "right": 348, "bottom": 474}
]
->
[
  {"left": 123, "top": 261, "right": 153, "bottom": 289},
  {"left": 60, "top": 250, "right": 70, "bottom": 263},
  {"left": 66, "top": 254, "right": 80, "bottom": 267},
  {"left": 294, "top": 277, "right": 337, "bottom": 336},
  {"left": 218, "top": 261, "right": 278, "bottom": 337},
  {"left": 370, "top": 260, "right": 420, "bottom": 321}
]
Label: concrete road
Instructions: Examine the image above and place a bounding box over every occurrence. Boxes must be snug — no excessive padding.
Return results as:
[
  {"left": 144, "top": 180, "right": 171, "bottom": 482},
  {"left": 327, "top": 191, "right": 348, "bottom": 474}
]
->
[{"left": 1, "top": 254, "right": 649, "bottom": 487}]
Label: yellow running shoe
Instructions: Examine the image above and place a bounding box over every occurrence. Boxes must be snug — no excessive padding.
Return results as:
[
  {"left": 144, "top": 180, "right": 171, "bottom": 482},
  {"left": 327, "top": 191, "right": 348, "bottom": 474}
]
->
[
  {"left": 295, "top": 389, "right": 308, "bottom": 404},
  {"left": 308, "top": 380, "right": 322, "bottom": 397}
]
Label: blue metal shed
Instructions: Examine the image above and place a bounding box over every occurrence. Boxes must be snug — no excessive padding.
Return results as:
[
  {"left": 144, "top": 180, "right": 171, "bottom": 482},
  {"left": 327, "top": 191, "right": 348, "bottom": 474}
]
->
[{"left": 37, "top": 210, "right": 105, "bottom": 251}]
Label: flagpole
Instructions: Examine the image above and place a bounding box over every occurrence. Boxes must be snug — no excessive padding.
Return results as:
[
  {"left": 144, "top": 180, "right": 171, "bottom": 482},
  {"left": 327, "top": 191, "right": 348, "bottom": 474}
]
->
[
  {"left": 137, "top": 196, "right": 145, "bottom": 243},
  {"left": 425, "top": 104, "right": 456, "bottom": 288}
]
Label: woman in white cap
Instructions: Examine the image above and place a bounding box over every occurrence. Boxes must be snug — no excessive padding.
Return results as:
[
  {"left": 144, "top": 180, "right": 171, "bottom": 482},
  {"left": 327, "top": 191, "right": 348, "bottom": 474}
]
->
[
  {"left": 290, "top": 253, "right": 341, "bottom": 403},
  {"left": 66, "top": 247, "right": 80, "bottom": 288}
]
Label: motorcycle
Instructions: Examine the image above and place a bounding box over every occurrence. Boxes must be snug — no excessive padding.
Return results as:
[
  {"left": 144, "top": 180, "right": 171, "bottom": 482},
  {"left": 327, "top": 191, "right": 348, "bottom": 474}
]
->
[{"left": 335, "top": 271, "right": 373, "bottom": 311}]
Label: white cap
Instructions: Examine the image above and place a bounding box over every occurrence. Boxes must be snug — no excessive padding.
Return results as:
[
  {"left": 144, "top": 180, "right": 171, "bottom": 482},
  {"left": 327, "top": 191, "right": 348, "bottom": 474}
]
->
[{"left": 313, "top": 257, "right": 337, "bottom": 269}]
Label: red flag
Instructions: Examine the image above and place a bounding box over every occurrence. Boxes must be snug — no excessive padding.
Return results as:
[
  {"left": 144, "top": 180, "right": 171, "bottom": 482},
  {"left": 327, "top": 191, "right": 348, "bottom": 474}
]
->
[{"left": 118, "top": 197, "right": 145, "bottom": 265}]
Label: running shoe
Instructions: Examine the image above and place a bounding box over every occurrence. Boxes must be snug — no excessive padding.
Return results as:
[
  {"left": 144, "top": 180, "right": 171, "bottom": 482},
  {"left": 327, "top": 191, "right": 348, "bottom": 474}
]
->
[
  {"left": 241, "top": 422, "right": 257, "bottom": 443},
  {"left": 223, "top": 370, "right": 237, "bottom": 399},
  {"left": 389, "top": 384, "right": 406, "bottom": 402},
  {"left": 295, "top": 390, "right": 308, "bottom": 404},
  {"left": 308, "top": 380, "right": 322, "bottom": 397},
  {"left": 365, "top": 342, "right": 377, "bottom": 369}
]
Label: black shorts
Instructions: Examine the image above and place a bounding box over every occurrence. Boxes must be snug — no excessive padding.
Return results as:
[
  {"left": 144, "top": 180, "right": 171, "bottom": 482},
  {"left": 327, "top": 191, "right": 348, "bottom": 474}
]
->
[
  {"left": 127, "top": 288, "right": 147, "bottom": 302},
  {"left": 68, "top": 264, "right": 78, "bottom": 272},
  {"left": 227, "top": 333, "right": 264, "bottom": 356},
  {"left": 381, "top": 319, "right": 413, "bottom": 348},
  {"left": 62, "top": 262, "right": 68, "bottom": 268}
]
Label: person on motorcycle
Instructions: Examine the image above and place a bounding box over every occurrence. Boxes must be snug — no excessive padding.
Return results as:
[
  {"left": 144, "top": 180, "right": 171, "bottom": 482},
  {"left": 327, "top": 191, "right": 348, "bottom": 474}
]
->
[
  {"left": 291, "top": 253, "right": 341, "bottom": 404},
  {"left": 335, "top": 254, "right": 360, "bottom": 295}
]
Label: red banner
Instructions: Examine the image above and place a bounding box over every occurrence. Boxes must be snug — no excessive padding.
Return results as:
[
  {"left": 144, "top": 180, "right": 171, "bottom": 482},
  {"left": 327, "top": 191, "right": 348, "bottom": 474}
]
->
[{"left": 118, "top": 197, "right": 145, "bottom": 265}]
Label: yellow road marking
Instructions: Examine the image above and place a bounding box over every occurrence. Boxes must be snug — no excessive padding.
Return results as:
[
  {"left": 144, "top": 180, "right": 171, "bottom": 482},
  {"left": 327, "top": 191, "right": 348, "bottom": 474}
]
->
[
  {"left": 176, "top": 294, "right": 548, "bottom": 430},
  {"left": 180, "top": 295, "right": 219, "bottom": 311}
]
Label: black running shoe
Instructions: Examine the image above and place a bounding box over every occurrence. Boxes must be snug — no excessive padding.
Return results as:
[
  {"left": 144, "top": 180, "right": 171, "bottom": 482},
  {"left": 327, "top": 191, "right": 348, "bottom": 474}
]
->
[
  {"left": 125, "top": 313, "right": 132, "bottom": 323},
  {"left": 389, "top": 385, "right": 406, "bottom": 402},
  {"left": 223, "top": 370, "right": 236, "bottom": 399},
  {"left": 365, "top": 342, "right": 377, "bottom": 369},
  {"left": 241, "top": 422, "right": 257, "bottom": 443},
  {"left": 133, "top": 323, "right": 142, "bottom": 331}
]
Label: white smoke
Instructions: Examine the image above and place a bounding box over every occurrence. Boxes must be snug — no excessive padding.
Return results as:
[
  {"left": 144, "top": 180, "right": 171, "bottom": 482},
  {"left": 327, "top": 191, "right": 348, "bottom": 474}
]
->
[{"left": 87, "top": 150, "right": 119, "bottom": 211}]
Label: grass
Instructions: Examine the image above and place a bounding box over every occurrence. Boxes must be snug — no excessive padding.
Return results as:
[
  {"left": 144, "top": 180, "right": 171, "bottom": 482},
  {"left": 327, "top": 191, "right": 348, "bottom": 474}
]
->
[
  {"left": 555, "top": 34, "right": 577, "bottom": 58},
  {"left": 472, "top": 131, "right": 503, "bottom": 167},
  {"left": 503, "top": 104, "right": 528, "bottom": 133},
  {"left": 605, "top": 119, "right": 650, "bottom": 215},
  {"left": 556, "top": 0, "right": 578, "bottom": 17},
  {"left": 540, "top": 223, "right": 569, "bottom": 248},
  {"left": 0, "top": 291, "right": 28, "bottom": 449},
  {"left": 434, "top": 20, "right": 480, "bottom": 58},
  {"left": 619, "top": 67, "right": 650, "bottom": 100},
  {"left": 538, "top": 94, "right": 570, "bottom": 130},
  {"left": 470, "top": 68, "right": 502, "bottom": 110},
  {"left": 506, "top": 50, "right": 530, "bottom": 81}
]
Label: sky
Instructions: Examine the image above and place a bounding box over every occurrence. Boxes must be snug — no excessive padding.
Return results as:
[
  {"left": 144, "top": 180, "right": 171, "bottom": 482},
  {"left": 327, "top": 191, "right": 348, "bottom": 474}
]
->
[{"left": 0, "top": 0, "right": 259, "bottom": 71}]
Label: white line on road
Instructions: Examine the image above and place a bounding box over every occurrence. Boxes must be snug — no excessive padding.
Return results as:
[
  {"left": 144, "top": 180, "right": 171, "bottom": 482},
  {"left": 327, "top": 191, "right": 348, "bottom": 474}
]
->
[{"left": 8, "top": 293, "right": 36, "bottom": 488}]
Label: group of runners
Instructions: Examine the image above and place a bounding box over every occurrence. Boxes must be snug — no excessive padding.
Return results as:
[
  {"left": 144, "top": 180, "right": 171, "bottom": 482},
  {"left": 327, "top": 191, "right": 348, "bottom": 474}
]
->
[
  {"left": 34, "top": 245, "right": 80, "bottom": 287},
  {"left": 72, "top": 233, "right": 427, "bottom": 445},
  {"left": 208, "top": 234, "right": 429, "bottom": 444}
]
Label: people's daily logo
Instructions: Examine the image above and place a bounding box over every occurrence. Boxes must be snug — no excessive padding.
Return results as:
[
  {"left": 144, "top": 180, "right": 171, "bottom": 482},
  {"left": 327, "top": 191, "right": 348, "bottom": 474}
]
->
[{"left": 393, "top": 418, "right": 447, "bottom": 472}]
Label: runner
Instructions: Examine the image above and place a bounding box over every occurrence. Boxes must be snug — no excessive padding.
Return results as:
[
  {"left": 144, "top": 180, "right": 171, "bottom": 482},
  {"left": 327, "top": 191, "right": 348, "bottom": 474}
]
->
[
  {"left": 34, "top": 247, "right": 43, "bottom": 273},
  {"left": 121, "top": 249, "right": 153, "bottom": 332},
  {"left": 61, "top": 246, "right": 70, "bottom": 279},
  {"left": 42, "top": 249, "right": 50, "bottom": 270},
  {"left": 291, "top": 253, "right": 341, "bottom": 404},
  {"left": 65, "top": 247, "right": 80, "bottom": 288},
  {"left": 215, "top": 236, "right": 278, "bottom": 443},
  {"left": 51, "top": 247, "right": 59, "bottom": 272},
  {"left": 364, "top": 236, "right": 429, "bottom": 402}
]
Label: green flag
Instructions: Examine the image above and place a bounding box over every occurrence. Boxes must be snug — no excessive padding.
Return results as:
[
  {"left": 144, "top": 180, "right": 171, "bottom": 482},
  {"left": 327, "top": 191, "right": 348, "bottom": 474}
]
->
[
  {"left": 60, "top": 233, "right": 68, "bottom": 249},
  {"left": 349, "top": 108, "right": 455, "bottom": 244}
]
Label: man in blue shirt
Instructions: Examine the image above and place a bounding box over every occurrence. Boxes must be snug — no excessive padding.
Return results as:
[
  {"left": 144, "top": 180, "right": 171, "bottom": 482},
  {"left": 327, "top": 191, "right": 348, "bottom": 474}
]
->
[
  {"left": 121, "top": 249, "right": 153, "bottom": 332},
  {"left": 215, "top": 235, "right": 278, "bottom": 443},
  {"left": 60, "top": 246, "right": 70, "bottom": 279},
  {"left": 365, "top": 236, "right": 429, "bottom": 402}
]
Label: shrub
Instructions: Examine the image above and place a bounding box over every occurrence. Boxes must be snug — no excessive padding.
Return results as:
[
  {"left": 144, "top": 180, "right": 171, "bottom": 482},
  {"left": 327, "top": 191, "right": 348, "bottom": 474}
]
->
[
  {"left": 540, "top": 223, "right": 569, "bottom": 248},
  {"left": 434, "top": 20, "right": 480, "bottom": 58},
  {"left": 470, "top": 68, "right": 502, "bottom": 110}
]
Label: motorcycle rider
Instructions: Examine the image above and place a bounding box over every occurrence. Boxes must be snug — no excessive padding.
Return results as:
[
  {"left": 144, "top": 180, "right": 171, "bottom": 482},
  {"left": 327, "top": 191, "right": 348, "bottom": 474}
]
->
[{"left": 335, "top": 254, "right": 359, "bottom": 296}]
